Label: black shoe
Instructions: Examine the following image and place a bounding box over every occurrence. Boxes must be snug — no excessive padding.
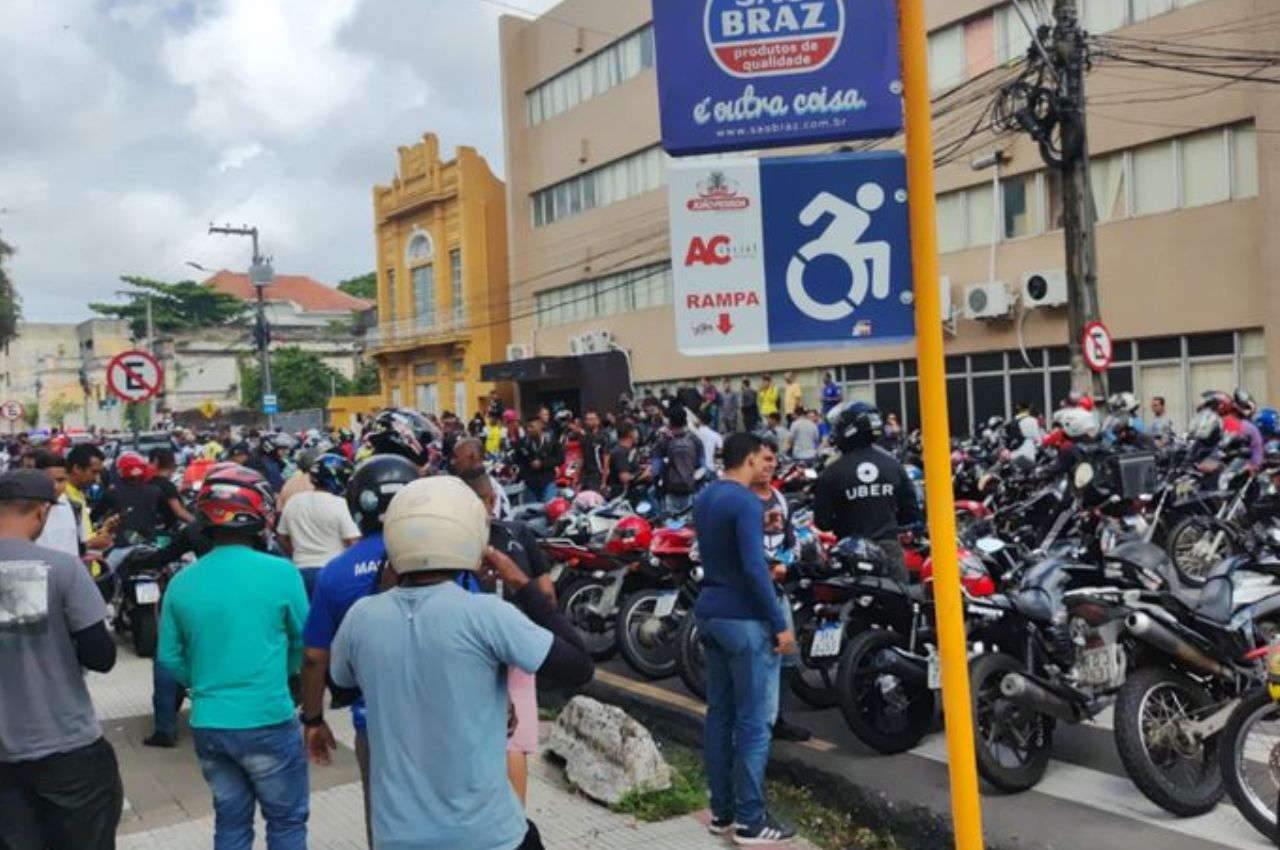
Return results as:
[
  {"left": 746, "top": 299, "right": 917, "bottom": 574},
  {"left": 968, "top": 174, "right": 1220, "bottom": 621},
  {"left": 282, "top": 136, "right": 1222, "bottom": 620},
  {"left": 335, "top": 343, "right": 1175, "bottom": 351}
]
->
[
  {"left": 143, "top": 732, "right": 176, "bottom": 749},
  {"left": 708, "top": 815, "right": 736, "bottom": 835},
  {"left": 734, "top": 815, "right": 796, "bottom": 845},
  {"left": 772, "top": 717, "right": 812, "bottom": 742}
]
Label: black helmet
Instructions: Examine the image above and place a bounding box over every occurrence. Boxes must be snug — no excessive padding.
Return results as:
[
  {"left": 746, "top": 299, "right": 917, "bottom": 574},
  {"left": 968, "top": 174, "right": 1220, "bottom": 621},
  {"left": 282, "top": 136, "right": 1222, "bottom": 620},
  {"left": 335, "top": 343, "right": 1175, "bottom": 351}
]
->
[
  {"left": 310, "top": 453, "right": 355, "bottom": 496},
  {"left": 830, "top": 402, "right": 882, "bottom": 451},
  {"left": 363, "top": 413, "right": 429, "bottom": 466},
  {"left": 347, "top": 455, "right": 421, "bottom": 534},
  {"left": 831, "top": 537, "right": 892, "bottom": 576},
  {"left": 1234, "top": 388, "right": 1257, "bottom": 418}
]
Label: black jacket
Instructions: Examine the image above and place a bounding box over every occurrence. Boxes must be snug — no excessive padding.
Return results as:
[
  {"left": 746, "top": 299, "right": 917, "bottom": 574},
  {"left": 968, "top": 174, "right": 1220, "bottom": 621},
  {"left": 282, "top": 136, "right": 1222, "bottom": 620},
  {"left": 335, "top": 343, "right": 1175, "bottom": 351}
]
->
[
  {"left": 813, "top": 446, "right": 920, "bottom": 542},
  {"left": 514, "top": 434, "right": 564, "bottom": 489}
]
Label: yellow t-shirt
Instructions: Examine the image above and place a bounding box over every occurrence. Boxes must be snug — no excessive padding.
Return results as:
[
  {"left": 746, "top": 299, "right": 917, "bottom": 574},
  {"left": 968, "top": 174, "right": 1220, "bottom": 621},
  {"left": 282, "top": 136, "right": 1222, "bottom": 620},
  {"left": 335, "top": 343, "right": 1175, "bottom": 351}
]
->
[
  {"left": 485, "top": 425, "right": 504, "bottom": 456},
  {"left": 759, "top": 385, "right": 780, "bottom": 417},
  {"left": 64, "top": 483, "right": 93, "bottom": 539},
  {"left": 784, "top": 383, "right": 803, "bottom": 416}
]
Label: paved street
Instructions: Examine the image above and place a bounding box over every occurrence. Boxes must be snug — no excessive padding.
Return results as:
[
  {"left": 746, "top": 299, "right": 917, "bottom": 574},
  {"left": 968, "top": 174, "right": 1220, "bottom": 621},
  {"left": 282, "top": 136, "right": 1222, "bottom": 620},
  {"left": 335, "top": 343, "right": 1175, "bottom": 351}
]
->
[
  {"left": 592, "top": 660, "right": 1274, "bottom": 850},
  {"left": 91, "top": 645, "right": 808, "bottom": 850}
]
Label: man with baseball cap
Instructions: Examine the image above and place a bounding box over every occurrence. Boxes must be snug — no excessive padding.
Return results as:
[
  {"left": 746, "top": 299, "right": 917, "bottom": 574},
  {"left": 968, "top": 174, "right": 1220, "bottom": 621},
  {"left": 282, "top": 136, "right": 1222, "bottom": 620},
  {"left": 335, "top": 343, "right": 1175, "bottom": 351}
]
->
[
  {"left": 330, "top": 476, "right": 594, "bottom": 850},
  {"left": 0, "top": 470, "right": 123, "bottom": 850}
]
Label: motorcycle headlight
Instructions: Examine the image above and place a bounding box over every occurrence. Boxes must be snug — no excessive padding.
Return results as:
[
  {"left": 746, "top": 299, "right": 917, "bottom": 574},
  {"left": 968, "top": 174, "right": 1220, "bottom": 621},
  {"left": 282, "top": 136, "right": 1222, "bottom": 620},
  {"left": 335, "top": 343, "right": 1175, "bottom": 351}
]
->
[{"left": 1074, "top": 463, "right": 1095, "bottom": 490}]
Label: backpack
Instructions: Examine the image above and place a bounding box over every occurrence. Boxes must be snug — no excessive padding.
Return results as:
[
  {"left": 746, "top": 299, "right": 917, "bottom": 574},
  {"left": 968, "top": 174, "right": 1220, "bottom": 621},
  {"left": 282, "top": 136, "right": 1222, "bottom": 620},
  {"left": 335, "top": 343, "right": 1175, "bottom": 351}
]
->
[
  {"left": 662, "top": 433, "right": 701, "bottom": 495},
  {"left": 1005, "top": 416, "right": 1026, "bottom": 449}
]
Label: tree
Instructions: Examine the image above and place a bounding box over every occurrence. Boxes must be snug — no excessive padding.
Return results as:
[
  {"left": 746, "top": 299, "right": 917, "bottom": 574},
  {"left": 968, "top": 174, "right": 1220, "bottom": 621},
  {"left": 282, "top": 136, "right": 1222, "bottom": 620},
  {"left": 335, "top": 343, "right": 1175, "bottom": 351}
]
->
[
  {"left": 0, "top": 229, "right": 23, "bottom": 350},
  {"left": 21, "top": 400, "right": 37, "bottom": 429},
  {"left": 337, "top": 272, "right": 377, "bottom": 302},
  {"left": 350, "top": 361, "right": 381, "bottom": 396},
  {"left": 46, "top": 397, "right": 77, "bottom": 429},
  {"left": 239, "top": 346, "right": 349, "bottom": 412},
  {"left": 90, "top": 276, "right": 248, "bottom": 339}
]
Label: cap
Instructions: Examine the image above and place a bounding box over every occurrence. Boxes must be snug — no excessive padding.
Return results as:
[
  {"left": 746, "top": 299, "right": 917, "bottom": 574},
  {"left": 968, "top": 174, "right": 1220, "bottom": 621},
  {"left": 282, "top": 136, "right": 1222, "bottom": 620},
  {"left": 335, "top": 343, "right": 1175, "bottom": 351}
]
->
[
  {"left": 383, "top": 477, "right": 488, "bottom": 575},
  {"left": 0, "top": 470, "right": 58, "bottom": 503}
]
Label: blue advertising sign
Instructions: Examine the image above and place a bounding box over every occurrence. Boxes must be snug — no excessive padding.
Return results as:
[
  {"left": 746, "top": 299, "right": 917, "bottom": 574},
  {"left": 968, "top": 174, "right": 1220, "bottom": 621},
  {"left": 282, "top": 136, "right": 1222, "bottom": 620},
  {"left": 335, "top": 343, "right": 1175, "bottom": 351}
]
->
[
  {"left": 651, "top": 0, "right": 903, "bottom": 155},
  {"left": 668, "top": 152, "right": 915, "bottom": 355},
  {"left": 263, "top": 393, "right": 279, "bottom": 415}
]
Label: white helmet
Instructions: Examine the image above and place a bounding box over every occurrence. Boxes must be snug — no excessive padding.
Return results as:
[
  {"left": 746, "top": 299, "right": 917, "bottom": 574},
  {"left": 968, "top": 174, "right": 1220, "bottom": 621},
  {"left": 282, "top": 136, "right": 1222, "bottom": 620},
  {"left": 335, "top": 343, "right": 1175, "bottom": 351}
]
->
[
  {"left": 1055, "top": 407, "right": 1100, "bottom": 440},
  {"left": 384, "top": 477, "right": 488, "bottom": 575}
]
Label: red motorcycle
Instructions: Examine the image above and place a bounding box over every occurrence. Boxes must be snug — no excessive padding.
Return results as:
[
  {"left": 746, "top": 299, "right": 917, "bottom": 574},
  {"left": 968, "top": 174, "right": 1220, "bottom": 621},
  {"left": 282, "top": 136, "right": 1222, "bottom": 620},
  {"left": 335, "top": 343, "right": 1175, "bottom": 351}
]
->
[
  {"left": 615, "top": 522, "right": 701, "bottom": 679},
  {"left": 554, "top": 516, "right": 654, "bottom": 660}
]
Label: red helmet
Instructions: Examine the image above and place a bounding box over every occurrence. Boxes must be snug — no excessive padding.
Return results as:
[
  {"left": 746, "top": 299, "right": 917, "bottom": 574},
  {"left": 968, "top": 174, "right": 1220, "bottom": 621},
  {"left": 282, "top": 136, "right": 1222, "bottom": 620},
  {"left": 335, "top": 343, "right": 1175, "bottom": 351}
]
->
[
  {"left": 545, "top": 497, "right": 572, "bottom": 524},
  {"left": 606, "top": 515, "right": 653, "bottom": 555},
  {"left": 196, "top": 464, "right": 277, "bottom": 533},
  {"left": 116, "top": 451, "right": 152, "bottom": 482}
]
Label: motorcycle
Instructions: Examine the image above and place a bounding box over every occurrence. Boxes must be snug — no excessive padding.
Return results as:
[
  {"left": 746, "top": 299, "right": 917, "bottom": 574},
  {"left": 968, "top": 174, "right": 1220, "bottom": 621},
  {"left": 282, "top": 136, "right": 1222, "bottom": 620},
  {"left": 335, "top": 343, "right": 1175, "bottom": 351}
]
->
[
  {"left": 104, "top": 537, "right": 178, "bottom": 658},
  {"left": 1218, "top": 646, "right": 1280, "bottom": 842},
  {"left": 615, "top": 522, "right": 700, "bottom": 680}
]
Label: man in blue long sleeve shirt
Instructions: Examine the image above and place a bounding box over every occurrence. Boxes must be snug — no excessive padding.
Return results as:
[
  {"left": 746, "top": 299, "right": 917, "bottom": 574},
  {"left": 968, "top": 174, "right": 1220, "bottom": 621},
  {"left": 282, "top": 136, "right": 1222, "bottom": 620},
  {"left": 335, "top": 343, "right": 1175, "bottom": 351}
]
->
[{"left": 692, "top": 433, "right": 796, "bottom": 846}]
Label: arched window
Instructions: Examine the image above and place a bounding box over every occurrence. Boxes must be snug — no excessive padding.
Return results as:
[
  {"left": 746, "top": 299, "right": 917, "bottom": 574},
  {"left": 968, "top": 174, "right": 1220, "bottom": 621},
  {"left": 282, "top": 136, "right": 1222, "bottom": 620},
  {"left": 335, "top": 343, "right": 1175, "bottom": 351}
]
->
[{"left": 405, "top": 228, "right": 434, "bottom": 266}]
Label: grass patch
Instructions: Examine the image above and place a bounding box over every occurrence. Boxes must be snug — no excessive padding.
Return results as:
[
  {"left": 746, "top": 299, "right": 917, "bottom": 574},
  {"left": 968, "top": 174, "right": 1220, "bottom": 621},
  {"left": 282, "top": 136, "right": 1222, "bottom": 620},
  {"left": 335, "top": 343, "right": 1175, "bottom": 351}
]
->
[
  {"left": 767, "top": 780, "right": 903, "bottom": 850},
  {"left": 611, "top": 744, "right": 707, "bottom": 822},
  {"left": 537, "top": 706, "right": 560, "bottom": 722}
]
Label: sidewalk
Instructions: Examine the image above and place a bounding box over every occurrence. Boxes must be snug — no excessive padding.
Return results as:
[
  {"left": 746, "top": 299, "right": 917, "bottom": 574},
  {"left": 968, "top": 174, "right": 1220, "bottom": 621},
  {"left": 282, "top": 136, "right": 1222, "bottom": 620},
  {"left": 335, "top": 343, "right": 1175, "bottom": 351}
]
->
[{"left": 92, "top": 649, "right": 808, "bottom": 849}]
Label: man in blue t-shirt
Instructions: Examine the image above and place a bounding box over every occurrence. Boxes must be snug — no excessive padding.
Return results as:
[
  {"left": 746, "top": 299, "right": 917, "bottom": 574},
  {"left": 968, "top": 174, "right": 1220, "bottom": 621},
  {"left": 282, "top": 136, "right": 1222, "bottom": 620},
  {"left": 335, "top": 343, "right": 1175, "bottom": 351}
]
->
[{"left": 299, "top": 455, "right": 419, "bottom": 849}]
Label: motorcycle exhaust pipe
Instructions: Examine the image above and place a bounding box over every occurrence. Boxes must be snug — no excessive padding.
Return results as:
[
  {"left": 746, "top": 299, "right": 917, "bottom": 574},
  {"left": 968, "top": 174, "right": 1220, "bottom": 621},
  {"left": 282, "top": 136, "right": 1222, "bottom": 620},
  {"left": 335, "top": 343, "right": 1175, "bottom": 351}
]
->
[
  {"left": 999, "top": 673, "right": 1082, "bottom": 723},
  {"left": 872, "top": 648, "right": 928, "bottom": 690},
  {"left": 1125, "top": 612, "right": 1224, "bottom": 678}
]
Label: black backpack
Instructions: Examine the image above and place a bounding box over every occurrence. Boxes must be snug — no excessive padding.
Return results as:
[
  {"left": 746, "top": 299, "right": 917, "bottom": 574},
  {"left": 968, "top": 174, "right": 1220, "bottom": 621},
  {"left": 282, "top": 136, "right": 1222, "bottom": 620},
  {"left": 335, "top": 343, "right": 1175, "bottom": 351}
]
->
[
  {"left": 1005, "top": 416, "right": 1026, "bottom": 449},
  {"left": 662, "top": 434, "right": 701, "bottom": 495}
]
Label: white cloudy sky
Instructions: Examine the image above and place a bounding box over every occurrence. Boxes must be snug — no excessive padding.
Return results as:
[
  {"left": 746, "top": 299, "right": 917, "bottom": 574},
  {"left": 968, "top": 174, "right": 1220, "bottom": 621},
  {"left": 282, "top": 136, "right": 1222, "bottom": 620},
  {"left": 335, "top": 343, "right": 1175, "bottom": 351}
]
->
[{"left": 0, "top": 0, "right": 559, "bottom": 321}]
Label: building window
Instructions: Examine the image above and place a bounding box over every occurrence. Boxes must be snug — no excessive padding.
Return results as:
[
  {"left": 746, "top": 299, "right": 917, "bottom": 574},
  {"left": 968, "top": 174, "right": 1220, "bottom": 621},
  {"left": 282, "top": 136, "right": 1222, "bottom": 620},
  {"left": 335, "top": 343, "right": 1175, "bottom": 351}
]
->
[
  {"left": 1082, "top": 0, "right": 1127, "bottom": 32},
  {"left": 406, "top": 229, "right": 433, "bottom": 266},
  {"left": 385, "top": 269, "right": 397, "bottom": 323},
  {"left": 965, "top": 183, "right": 995, "bottom": 248},
  {"left": 451, "top": 357, "right": 465, "bottom": 374},
  {"left": 1179, "top": 128, "right": 1230, "bottom": 208},
  {"left": 1002, "top": 173, "right": 1038, "bottom": 239},
  {"left": 936, "top": 192, "right": 966, "bottom": 253},
  {"left": 928, "top": 24, "right": 965, "bottom": 92},
  {"left": 535, "top": 262, "right": 672, "bottom": 328},
  {"left": 1090, "top": 152, "right": 1127, "bottom": 223},
  {"left": 1132, "top": 141, "right": 1176, "bottom": 216},
  {"left": 416, "top": 383, "right": 439, "bottom": 416},
  {"left": 1231, "top": 124, "right": 1259, "bottom": 199},
  {"left": 449, "top": 249, "right": 463, "bottom": 325},
  {"left": 525, "top": 25, "right": 655, "bottom": 127},
  {"left": 994, "top": 4, "right": 1033, "bottom": 65},
  {"left": 531, "top": 147, "right": 666, "bottom": 228},
  {"left": 454, "top": 381, "right": 467, "bottom": 419},
  {"left": 1130, "top": 0, "right": 1175, "bottom": 22},
  {"left": 412, "top": 265, "right": 435, "bottom": 326}
]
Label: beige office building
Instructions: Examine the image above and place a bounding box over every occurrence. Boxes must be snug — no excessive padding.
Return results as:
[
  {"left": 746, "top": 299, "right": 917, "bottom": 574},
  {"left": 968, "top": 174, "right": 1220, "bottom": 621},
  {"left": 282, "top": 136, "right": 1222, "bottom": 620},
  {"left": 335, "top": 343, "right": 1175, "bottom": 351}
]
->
[{"left": 499, "top": 0, "right": 1278, "bottom": 434}]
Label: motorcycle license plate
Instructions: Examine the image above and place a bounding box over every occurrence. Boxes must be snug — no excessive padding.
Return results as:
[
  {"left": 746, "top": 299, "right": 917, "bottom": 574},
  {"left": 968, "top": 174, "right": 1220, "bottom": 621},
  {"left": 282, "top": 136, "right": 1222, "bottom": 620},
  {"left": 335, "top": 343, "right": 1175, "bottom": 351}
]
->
[
  {"left": 1080, "top": 646, "right": 1115, "bottom": 684},
  {"left": 810, "top": 625, "right": 843, "bottom": 658},
  {"left": 653, "top": 591, "right": 678, "bottom": 618},
  {"left": 135, "top": 582, "right": 161, "bottom": 605},
  {"left": 927, "top": 654, "right": 942, "bottom": 690}
]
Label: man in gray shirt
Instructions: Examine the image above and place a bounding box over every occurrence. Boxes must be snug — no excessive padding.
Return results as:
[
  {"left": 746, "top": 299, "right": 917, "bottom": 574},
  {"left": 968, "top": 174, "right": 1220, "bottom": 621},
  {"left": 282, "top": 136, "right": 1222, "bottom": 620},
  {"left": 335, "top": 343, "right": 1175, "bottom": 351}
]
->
[
  {"left": 0, "top": 470, "right": 122, "bottom": 850},
  {"left": 789, "top": 410, "right": 822, "bottom": 460},
  {"left": 719, "top": 379, "right": 740, "bottom": 435}
]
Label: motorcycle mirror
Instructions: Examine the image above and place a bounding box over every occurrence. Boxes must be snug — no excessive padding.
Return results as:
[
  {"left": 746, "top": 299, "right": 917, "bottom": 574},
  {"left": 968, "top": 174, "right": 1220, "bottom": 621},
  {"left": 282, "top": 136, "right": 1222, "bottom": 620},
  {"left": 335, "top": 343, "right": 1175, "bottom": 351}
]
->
[
  {"left": 975, "top": 537, "right": 1005, "bottom": 556},
  {"left": 1074, "top": 463, "right": 1095, "bottom": 490},
  {"left": 636, "top": 502, "right": 652, "bottom": 516}
]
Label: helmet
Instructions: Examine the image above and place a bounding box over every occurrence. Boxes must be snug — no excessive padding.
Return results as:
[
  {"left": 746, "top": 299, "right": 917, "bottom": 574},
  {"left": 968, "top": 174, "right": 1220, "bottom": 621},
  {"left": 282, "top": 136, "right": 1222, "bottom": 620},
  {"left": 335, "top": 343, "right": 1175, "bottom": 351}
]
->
[
  {"left": 310, "top": 453, "right": 355, "bottom": 496},
  {"left": 339, "top": 429, "right": 354, "bottom": 442},
  {"left": 555, "top": 410, "right": 573, "bottom": 424},
  {"left": 502, "top": 409, "right": 518, "bottom": 423},
  {"left": 1200, "top": 390, "right": 1234, "bottom": 416},
  {"left": 383, "top": 477, "right": 488, "bottom": 575},
  {"left": 1107, "top": 392, "right": 1139, "bottom": 416},
  {"left": 1056, "top": 407, "right": 1100, "bottom": 440},
  {"left": 573, "top": 491, "right": 606, "bottom": 512},
  {"left": 196, "top": 464, "right": 276, "bottom": 533},
  {"left": 260, "top": 432, "right": 296, "bottom": 455},
  {"left": 605, "top": 515, "right": 653, "bottom": 555},
  {"left": 830, "top": 401, "right": 882, "bottom": 451},
  {"left": 1189, "top": 409, "right": 1223, "bottom": 446},
  {"left": 116, "top": 451, "right": 151, "bottom": 482},
  {"left": 1066, "top": 389, "right": 1095, "bottom": 411},
  {"left": 363, "top": 414, "right": 429, "bottom": 466},
  {"left": 831, "top": 538, "right": 892, "bottom": 576},
  {"left": 1257, "top": 408, "right": 1279, "bottom": 438},
  {"left": 1234, "top": 388, "right": 1257, "bottom": 418},
  {"left": 295, "top": 447, "right": 322, "bottom": 475},
  {"left": 545, "top": 497, "right": 572, "bottom": 524},
  {"left": 347, "top": 455, "right": 421, "bottom": 534},
  {"left": 378, "top": 408, "right": 438, "bottom": 441}
]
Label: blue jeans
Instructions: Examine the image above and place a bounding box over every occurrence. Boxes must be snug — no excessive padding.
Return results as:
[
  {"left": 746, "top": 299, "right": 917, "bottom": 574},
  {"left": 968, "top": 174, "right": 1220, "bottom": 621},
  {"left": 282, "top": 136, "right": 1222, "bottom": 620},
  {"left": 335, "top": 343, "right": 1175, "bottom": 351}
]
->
[
  {"left": 698, "top": 617, "right": 781, "bottom": 829},
  {"left": 193, "top": 720, "right": 309, "bottom": 850},
  {"left": 152, "top": 661, "right": 186, "bottom": 738},
  {"left": 523, "top": 481, "right": 558, "bottom": 505},
  {"left": 663, "top": 493, "right": 694, "bottom": 516}
]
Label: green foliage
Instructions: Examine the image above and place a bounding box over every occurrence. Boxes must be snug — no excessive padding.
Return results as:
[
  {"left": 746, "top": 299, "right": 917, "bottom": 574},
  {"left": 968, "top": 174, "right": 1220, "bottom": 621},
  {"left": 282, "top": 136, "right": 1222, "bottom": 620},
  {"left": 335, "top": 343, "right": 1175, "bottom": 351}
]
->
[
  {"left": 124, "top": 402, "right": 151, "bottom": 432},
  {"left": 350, "top": 361, "right": 381, "bottom": 396},
  {"left": 611, "top": 746, "right": 706, "bottom": 822},
  {"left": 46, "top": 397, "right": 78, "bottom": 429},
  {"left": 89, "top": 276, "right": 248, "bottom": 339},
  {"left": 0, "top": 229, "right": 22, "bottom": 350},
  {"left": 766, "top": 780, "right": 902, "bottom": 850},
  {"left": 337, "top": 272, "right": 377, "bottom": 302},
  {"left": 239, "top": 346, "right": 350, "bottom": 412},
  {"left": 21, "top": 400, "right": 37, "bottom": 428}
]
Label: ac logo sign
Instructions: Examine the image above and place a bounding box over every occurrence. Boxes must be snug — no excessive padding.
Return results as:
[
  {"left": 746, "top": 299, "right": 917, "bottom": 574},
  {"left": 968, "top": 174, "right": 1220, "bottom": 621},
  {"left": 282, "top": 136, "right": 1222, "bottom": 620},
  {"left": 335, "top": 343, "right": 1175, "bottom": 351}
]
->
[{"left": 684, "top": 235, "right": 759, "bottom": 266}]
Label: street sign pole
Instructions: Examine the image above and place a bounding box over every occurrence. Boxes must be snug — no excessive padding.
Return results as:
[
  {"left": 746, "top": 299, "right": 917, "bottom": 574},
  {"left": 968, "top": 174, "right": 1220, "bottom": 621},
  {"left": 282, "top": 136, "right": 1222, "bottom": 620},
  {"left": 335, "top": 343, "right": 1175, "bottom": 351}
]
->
[{"left": 899, "top": 1, "right": 985, "bottom": 849}]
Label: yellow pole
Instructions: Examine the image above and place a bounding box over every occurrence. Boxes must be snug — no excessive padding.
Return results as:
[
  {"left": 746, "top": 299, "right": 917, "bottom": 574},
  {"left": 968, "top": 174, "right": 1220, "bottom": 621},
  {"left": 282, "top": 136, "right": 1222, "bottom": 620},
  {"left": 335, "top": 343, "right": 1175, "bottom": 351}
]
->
[{"left": 898, "top": 1, "right": 986, "bottom": 849}]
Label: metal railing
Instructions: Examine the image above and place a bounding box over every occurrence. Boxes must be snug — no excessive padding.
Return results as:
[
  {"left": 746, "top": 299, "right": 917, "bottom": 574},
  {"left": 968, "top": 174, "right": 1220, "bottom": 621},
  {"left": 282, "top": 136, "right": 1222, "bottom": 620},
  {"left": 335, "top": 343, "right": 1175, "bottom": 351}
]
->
[{"left": 367, "top": 313, "right": 465, "bottom": 348}]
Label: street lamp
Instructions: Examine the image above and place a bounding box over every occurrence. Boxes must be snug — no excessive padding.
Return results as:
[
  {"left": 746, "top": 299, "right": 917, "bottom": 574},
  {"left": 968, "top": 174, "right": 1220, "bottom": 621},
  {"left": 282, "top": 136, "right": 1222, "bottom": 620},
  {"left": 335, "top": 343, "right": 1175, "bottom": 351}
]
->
[{"left": 207, "top": 225, "right": 276, "bottom": 428}]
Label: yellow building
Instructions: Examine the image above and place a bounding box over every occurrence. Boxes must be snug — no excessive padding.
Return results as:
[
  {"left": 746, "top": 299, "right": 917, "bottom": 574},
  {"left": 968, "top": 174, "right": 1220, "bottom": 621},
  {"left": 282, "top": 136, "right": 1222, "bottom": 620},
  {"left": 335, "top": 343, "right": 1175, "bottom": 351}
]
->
[{"left": 370, "top": 133, "right": 511, "bottom": 418}]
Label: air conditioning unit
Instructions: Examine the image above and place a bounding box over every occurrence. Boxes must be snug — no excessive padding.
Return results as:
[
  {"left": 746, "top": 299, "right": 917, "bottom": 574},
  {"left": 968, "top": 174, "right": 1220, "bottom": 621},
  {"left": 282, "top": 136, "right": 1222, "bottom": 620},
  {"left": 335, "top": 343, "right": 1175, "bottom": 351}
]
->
[
  {"left": 506, "top": 343, "right": 534, "bottom": 361},
  {"left": 1022, "top": 269, "right": 1068, "bottom": 309},
  {"left": 940, "top": 275, "right": 954, "bottom": 322},
  {"left": 569, "top": 330, "right": 613, "bottom": 356},
  {"left": 964, "top": 282, "right": 1014, "bottom": 320}
]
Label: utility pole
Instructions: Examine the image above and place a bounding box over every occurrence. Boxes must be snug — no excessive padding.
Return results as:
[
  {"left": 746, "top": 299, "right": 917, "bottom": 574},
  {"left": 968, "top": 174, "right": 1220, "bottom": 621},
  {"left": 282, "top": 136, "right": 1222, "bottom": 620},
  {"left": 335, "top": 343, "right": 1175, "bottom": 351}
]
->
[
  {"left": 997, "top": 0, "right": 1107, "bottom": 401},
  {"left": 1054, "top": 0, "right": 1107, "bottom": 400},
  {"left": 145, "top": 293, "right": 156, "bottom": 428},
  {"left": 209, "top": 224, "right": 276, "bottom": 429}
]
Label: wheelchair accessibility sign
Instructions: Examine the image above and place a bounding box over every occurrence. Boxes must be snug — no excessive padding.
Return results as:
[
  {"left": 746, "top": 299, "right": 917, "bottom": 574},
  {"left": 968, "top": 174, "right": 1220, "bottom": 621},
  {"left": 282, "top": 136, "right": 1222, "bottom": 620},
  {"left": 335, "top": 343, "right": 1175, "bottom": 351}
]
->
[{"left": 668, "top": 151, "right": 914, "bottom": 356}]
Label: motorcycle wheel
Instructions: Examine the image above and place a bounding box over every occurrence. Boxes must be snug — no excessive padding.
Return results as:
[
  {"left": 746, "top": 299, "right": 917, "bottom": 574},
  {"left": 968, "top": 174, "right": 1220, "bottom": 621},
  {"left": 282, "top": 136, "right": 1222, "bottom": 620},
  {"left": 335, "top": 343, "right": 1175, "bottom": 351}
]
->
[
  {"left": 557, "top": 577, "right": 618, "bottom": 661},
  {"left": 789, "top": 636, "right": 839, "bottom": 710},
  {"left": 1113, "top": 665, "right": 1224, "bottom": 816},
  {"left": 1219, "top": 688, "right": 1280, "bottom": 842},
  {"left": 970, "top": 652, "right": 1054, "bottom": 792},
  {"left": 132, "top": 605, "right": 158, "bottom": 659},
  {"left": 616, "top": 590, "right": 681, "bottom": 680},
  {"left": 675, "top": 615, "right": 706, "bottom": 701},
  {"left": 835, "top": 629, "right": 935, "bottom": 754},
  {"left": 1166, "top": 516, "right": 1234, "bottom": 588}
]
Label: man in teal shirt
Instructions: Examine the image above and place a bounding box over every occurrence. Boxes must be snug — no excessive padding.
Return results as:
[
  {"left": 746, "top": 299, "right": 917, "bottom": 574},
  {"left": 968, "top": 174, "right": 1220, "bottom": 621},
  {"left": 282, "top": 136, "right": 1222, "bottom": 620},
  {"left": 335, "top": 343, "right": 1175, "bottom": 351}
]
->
[{"left": 158, "top": 465, "right": 310, "bottom": 850}]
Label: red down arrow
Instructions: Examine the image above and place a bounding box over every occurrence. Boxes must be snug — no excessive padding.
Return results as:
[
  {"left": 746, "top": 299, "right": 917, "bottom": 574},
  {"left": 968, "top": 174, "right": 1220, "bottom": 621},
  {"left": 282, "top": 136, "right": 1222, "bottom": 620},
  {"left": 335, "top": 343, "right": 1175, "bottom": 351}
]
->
[{"left": 717, "top": 313, "right": 734, "bottom": 335}]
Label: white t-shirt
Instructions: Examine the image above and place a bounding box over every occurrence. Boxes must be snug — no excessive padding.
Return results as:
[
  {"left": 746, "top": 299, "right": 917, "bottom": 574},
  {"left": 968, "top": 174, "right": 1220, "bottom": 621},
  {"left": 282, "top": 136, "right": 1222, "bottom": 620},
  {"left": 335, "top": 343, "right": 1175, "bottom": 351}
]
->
[
  {"left": 277, "top": 491, "right": 360, "bottom": 569},
  {"left": 36, "top": 496, "right": 84, "bottom": 560},
  {"left": 695, "top": 425, "right": 723, "bottom": 472}
]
